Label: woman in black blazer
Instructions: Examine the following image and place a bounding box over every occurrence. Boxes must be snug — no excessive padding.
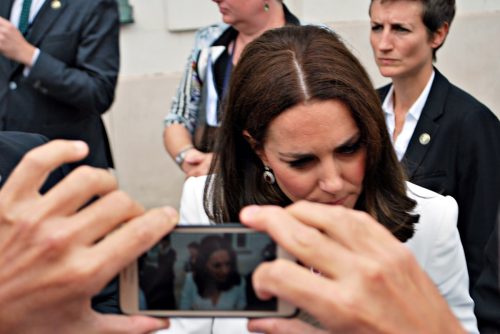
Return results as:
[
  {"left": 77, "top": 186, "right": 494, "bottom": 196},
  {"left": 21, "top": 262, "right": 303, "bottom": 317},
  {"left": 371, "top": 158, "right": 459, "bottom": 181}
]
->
[{"left": 369, "top": 0, "right": 500, "bottom": 330}]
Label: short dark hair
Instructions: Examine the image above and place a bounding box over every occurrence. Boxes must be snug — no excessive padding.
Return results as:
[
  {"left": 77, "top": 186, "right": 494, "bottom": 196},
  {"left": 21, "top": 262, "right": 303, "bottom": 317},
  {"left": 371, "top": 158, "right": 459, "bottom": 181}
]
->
[
  {"left": 369, "top": 0, "right": 456, "bottom": 59},
  {"left": 206, "top": 25, "right": 418, "bottom": 242}
]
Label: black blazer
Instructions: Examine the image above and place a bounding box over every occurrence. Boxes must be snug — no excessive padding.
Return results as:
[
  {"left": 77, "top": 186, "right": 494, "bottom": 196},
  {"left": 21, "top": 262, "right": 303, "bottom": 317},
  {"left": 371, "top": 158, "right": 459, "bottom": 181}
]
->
[
  {"left": 471, "top": 218, "right": 500, "bottom": 333},
  {"left": 0, "top": 0, "right": 120, "bottom": 169},
  {"left": 378, "top": 69, "right": 500, "bottom": 287}
]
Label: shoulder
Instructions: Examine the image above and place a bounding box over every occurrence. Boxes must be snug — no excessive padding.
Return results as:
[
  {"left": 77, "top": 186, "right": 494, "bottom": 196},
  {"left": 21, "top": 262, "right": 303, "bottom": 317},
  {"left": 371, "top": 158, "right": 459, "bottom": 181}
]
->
[
  {"left": 406, "top": 182, "right": 458, "bottom": 224},
  {"left": 435, "top": 72, "right": 497, "bottom": 123},
  {"left": 182, "top": 175, "right": 209, "bottom": 193},
  {"left": 179, "top": 175, "right": 211, "bottom": 225}
]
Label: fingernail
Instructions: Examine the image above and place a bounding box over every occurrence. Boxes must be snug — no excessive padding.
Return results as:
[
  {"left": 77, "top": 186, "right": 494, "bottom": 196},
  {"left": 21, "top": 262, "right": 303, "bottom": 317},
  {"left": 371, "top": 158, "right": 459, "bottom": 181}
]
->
[
  {"left": 153, "top": 317, "right": 170, "bottom": 329},
  {"left": 240, "top": 205, "right": 261, "bottom": 222},
  {"left": 72, "top": 140, "right": 87, "bottom": 153},
  {"left": 163, "top": 206, "right": 179, "bottom": 221}
]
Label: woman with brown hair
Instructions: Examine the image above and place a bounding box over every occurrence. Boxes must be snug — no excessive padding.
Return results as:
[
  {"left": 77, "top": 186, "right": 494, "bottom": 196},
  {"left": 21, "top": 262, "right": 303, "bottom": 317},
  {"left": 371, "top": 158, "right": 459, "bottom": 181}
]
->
[{"left": 179, "top": 25, "right": 477, "bottom": 332}]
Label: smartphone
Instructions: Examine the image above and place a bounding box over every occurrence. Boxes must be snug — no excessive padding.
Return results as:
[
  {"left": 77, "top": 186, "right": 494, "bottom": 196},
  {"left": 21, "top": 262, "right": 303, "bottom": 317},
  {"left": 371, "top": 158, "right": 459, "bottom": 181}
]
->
[{"left": 120, "top": 224, "right": 297, "bottom": 317}]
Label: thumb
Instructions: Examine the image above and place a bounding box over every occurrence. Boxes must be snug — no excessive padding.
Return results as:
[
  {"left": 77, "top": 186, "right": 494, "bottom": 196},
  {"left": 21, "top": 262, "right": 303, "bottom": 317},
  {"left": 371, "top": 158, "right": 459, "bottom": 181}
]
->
[{"left": 95, "top": 313, "right": 169, "bottom": 334}]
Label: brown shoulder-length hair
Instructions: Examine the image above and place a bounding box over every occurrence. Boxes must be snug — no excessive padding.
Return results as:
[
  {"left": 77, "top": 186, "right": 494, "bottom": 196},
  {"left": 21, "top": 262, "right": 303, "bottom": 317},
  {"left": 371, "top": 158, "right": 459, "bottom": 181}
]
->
[{"left": 205, "top": 25, "right": 418, "bottom": 242}]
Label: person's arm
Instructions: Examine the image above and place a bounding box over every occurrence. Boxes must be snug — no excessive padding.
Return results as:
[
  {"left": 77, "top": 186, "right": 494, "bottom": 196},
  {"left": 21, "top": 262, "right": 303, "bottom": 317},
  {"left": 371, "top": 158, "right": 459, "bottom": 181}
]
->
[
  {"left": 240, "top": 202, "right": 467, "bottom": 334},
  {"left": 23, "top": 0, "right": 120, "bottom": 114},
  {"left": 163, "top": 124, "right": 213, "bottom": 177},
  {"left": 163, "top": 26, "right": 223, "bottom": 176},
  {"left": 0, "top": 140, "right": 177, "bottom": 334}
]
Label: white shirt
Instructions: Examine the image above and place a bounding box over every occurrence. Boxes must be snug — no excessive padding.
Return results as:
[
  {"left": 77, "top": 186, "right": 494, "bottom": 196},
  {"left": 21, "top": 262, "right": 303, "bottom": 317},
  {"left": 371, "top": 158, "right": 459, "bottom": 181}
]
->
[
  {"left": 382, "top": 70, "right": 435, "bottom": 161},
  {"left": 172, "top": 175, "right": 479, "bottom": 334},
  {"left": 10, "top": 0, "right": 47, "bottom": 28},
  {"left": 9, "top": 0, "right": 46, "bottom": 74}
]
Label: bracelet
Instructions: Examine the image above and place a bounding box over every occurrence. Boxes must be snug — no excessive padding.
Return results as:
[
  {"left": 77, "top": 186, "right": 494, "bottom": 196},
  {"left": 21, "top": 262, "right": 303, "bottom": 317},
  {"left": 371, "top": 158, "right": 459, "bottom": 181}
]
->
[{"left": 174, "top": 145, "right": 194, "bottom": 167}]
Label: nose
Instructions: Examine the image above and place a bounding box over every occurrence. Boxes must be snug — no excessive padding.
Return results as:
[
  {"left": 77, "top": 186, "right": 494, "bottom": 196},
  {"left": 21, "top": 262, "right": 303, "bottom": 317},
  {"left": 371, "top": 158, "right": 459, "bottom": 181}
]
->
[
  {"left": 377, "top": 28, "right": 393, "bottom": 52},
  {"left": 318, "top": 159, "right": 343, "bottom": 195}
]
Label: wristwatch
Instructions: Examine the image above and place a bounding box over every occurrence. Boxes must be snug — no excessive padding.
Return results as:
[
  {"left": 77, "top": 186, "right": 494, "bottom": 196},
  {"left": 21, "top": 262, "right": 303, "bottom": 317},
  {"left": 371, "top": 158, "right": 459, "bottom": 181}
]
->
[{"left": 175, "top": 145, "right": 194, "bottom": 167}]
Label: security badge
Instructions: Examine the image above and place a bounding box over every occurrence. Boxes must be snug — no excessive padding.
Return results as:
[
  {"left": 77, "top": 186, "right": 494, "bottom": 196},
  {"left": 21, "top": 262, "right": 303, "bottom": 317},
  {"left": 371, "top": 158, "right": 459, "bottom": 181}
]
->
[
  {"left": 419, "top": 133, "right": 431, "bottom": 145},
  {"left": 51, "top": 0, "right": 61, "bottom": 9}
]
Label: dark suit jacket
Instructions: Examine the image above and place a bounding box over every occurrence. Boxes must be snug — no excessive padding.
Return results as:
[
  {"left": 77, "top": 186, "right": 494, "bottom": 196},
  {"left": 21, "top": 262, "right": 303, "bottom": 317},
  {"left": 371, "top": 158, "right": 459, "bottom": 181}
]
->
[
  {"left": 471, "top": 219, "right": 500, "bottom": 333},
  {"left": 379, "top": 69, "right": 500, "bottom": 329},
  {"left": 0, "top": 0, "right": 119, "bottom": 169}
]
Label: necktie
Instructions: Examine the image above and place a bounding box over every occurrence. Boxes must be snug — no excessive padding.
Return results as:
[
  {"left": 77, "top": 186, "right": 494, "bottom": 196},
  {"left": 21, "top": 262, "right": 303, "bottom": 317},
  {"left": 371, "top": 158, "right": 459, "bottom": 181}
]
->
[{"left": 18, "top": 0, "right": 33, "bottom": 36}]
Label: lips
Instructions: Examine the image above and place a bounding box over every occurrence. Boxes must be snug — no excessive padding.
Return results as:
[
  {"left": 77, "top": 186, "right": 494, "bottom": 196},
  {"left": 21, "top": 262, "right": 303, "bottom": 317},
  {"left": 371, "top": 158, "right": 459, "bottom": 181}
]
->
[{"left": 378, "top": 58, "right": 398, "bottom": 65}]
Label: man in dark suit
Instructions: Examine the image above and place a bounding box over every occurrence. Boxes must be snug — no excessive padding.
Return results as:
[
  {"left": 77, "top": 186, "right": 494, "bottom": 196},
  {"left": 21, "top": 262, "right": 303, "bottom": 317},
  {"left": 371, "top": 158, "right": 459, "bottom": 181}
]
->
[{"left": 0, "top": 0, "right": 119, "bottom": 169}]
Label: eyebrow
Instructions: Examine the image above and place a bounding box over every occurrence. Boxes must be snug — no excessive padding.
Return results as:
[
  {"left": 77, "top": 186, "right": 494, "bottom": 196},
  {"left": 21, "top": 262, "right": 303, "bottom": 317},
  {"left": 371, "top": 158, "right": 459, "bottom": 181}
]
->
[{"left": 278, "top": 132, "right": 361, "bottom": 159}]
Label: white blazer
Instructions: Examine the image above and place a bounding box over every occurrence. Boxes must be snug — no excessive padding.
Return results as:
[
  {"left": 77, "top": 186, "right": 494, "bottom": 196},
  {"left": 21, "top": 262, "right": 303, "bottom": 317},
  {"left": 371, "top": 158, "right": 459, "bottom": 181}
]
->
[{"left": 157, "top": 176, "right": 478, "bottom": 334}]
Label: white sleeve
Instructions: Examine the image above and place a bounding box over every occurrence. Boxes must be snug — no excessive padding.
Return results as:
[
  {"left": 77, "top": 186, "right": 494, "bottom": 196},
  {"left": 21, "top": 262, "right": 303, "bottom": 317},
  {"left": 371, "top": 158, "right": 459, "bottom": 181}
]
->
[
  {"left": 426, "top": 195, "right": 478, "bottom": 333},
  {"left": 179, "top": 176, "right": 211, "bottom": 225}
]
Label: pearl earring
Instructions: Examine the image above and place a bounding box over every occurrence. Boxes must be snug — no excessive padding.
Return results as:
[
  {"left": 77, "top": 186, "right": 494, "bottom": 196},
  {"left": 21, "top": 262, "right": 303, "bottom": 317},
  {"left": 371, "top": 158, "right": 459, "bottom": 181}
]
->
[
  {"left": 263, "top": 166, "right": 275, "bottom": 184},
  {"left": 264, "top": 2, "right": 270, "bottom": 12}
]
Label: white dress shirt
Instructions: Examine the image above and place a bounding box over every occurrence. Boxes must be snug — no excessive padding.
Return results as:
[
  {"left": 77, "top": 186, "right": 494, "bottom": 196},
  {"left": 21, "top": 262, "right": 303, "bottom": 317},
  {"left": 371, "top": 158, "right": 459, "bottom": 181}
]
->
[
  {"left": 10, "top": 0, "right": 46, "bottom": 29},
  {"left": 9, "top": 0, "right": 46, "bottom": 73},
  {"left": 382, "top": 70, "right": 435, "bottom": 161}
]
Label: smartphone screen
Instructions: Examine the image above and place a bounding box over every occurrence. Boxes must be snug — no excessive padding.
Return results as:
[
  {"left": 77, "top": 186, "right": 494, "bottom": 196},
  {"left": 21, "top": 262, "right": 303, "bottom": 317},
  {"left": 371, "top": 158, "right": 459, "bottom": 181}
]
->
[{"left": 120, "top": 225, "right": 296, "bottom": 317}]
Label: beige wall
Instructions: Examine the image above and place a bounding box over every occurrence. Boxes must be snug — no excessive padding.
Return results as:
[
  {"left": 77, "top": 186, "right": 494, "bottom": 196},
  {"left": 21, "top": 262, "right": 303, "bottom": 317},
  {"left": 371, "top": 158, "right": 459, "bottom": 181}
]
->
[{"left": 108, "top": 1, "right": 500, "bottom": 209}]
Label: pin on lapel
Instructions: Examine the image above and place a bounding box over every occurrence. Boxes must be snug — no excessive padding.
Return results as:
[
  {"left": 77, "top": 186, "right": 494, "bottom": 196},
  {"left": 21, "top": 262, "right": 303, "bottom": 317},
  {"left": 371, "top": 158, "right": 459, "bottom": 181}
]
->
[
  {"left": 419, "top": 133, "right": 431, "bottom": 145},
  {"left": 51, "top": 0, "right": 61, "bottom": 9}
]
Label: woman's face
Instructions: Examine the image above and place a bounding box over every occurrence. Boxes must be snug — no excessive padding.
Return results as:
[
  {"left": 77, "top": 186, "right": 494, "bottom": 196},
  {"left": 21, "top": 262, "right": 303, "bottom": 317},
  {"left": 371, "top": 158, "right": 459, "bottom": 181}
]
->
[
  {"left": 206, "top": 249, "right": 231, "bottom": 283},
  {"left": 255, "top": 99, "right": 366, "bottom": 209},
  {"left": 369, "top": 0, "right": 440, "bottom": 79},
  {"left": 211, "top": 0, "right": 264, "bottom": 27}
]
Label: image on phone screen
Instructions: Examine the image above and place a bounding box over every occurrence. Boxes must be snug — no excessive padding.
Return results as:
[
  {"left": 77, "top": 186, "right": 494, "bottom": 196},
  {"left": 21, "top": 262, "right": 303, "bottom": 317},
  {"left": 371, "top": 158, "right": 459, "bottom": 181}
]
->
[{"left": 137, "top": 230, "right": 277, "bottom": 312}]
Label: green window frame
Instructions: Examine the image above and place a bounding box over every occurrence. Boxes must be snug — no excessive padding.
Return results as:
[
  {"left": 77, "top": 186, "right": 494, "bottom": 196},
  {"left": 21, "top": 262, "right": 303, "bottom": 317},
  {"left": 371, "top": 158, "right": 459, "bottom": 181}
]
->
[{"left": 117, "top": 0, "right": 134, "bottom": 24}]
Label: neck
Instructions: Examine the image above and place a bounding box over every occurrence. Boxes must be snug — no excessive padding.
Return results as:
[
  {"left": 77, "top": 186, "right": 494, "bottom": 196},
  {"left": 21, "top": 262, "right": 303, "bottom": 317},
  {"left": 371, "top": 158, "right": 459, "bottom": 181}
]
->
[
  {"left": 233, "top": 2, "right": 286, "bottom": 63},
  {"left": 391, "top": 65, "right": 433, "bottom": 112}
]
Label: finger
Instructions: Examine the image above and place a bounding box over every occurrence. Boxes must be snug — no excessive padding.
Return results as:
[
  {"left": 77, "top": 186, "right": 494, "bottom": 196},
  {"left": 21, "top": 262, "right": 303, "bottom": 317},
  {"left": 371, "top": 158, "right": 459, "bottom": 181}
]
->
[
  {"left": 95, "top": 313, "right": 169, "bottom": 334},
  {"left": 70, "top": 190, "right": 144, "bottom": 245},
  {"left": 38, "top": 166, "right": 117, "bottom": 218},
  {"left": 240, "top": 205, "right": 355, "bottom": 278},
  {"left": 252, "top": 260, "right": 349, "bottom": 332},
  {"left": 287, "top": 201, "right": 399, "bottom": 256},
  {"left": 0, "top": 140, "right": 88, "bottom": 201},
  {"left": 248, "top": 318, "right": 327, "bottom": 334},
  {"left": 89, "top": 207, "right": 179, "bottom": 287}
]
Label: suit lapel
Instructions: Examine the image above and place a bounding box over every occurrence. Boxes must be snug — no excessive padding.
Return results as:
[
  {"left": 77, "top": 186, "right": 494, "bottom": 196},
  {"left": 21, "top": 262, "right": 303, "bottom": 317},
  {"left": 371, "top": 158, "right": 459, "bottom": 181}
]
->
[
  {"left": 0, "top": 0, "right": 15, "bottom": 19},
  {"left": 7, "top": 0, "right": 66, "bottom": 78},
  {"left": 401, "top": 69, "right": 449, "bottom": 177},
  {"left": 1, "top": 0, "right": 17, "bottom": 79},
  {"left": 26, "top": 0, "right": 67, "bottom": 47}
]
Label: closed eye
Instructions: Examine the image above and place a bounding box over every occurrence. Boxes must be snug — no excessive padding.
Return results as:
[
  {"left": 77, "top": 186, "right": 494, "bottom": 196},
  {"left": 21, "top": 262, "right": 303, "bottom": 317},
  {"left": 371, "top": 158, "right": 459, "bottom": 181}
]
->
[
  {"left": 336, "top": 137, "right": 363, "bottom": 155},
  {"left": 288, "top": 156, "right": 315, "bottom": 169}
]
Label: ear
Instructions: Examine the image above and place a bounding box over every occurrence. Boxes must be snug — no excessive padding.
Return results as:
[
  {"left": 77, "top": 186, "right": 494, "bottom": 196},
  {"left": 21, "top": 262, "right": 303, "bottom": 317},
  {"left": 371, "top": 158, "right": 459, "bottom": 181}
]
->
[
  {"left": 242, "top": 130, "right": 269, "bottom": 165},
  {"left": 430, "top": 22, "right": 449, "bottom": 49}
]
